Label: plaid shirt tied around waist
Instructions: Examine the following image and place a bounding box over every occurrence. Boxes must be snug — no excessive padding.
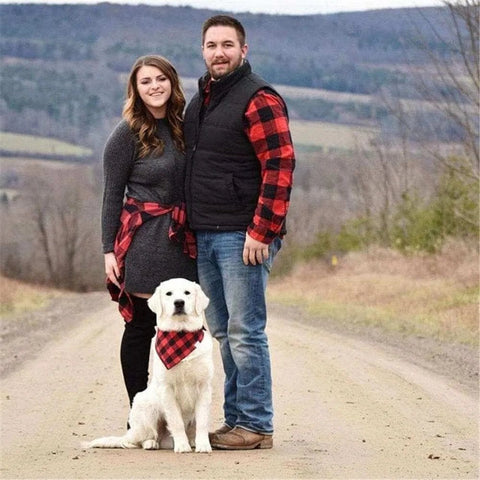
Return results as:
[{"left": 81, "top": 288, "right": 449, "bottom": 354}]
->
[
  {"left": 107, "top": 197, "right": 197, "bottom": 322},
  {"left": 155, "top": 328, "right": 205, "bottom": 370}
]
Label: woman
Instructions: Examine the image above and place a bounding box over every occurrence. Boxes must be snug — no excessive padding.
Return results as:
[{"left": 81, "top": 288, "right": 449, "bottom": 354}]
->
[{"left": 102, "top": 55, "right": 197, "bottom": 406}]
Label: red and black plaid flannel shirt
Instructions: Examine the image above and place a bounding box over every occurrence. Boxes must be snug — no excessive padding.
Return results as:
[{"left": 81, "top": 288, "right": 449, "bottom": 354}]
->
[
  {"left": 107, "top": 197, "right": 196, "bottom": 322},
  {"left": 155, "top": 328, "right": 205, "bottom": 370},
  {"left": 244, "top": 90, "right": 295, "bottom": 244},
  {"left": 203, "top": 83, "right": 295, "bottom": 244}
]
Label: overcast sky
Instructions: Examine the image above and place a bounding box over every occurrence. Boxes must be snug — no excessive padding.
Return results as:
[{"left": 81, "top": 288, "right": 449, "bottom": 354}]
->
[{"left": 0, "top": 0, "right": 445, "bottom": 15}]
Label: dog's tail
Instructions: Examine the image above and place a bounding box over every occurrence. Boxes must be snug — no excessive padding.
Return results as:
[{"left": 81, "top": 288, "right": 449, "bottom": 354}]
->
[{"left": 81, "top": 435, "right": 138, "bottom": 449}]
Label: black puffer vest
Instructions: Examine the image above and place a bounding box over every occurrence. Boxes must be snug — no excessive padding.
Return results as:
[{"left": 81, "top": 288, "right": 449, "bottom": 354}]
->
[{"left": 184, "top": 61, "right": 279, "bottom": 231}]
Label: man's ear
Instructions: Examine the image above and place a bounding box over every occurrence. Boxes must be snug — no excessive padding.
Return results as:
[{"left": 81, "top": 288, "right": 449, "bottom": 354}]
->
[{"left": 241, "top": 43, "right": 248, "bottom": 59}]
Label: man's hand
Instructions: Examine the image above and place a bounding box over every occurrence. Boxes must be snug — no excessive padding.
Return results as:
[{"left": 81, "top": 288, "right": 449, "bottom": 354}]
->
[{"left": 243, "top": 233, "right": 269, "bottom": 266}]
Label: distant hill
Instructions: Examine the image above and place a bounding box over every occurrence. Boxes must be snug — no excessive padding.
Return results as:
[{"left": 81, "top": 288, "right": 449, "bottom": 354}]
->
[{"left": 0, "top": 3, "right": 454, "bottom": 150}]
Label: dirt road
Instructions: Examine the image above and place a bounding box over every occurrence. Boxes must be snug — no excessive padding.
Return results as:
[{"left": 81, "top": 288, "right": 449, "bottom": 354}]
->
[{"left": 1, "top": 295, "right": 478, "bottom": 479}]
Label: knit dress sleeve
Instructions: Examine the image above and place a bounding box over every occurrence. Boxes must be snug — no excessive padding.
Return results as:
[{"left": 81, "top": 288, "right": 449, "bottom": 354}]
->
[{"left": 101, "top": 120, "right": 136, "bottom": 253}]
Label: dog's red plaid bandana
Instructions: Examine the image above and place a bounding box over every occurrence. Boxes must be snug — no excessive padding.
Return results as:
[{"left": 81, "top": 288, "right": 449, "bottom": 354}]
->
[
  {"left": 107, "top": 197, "right": 197, "bottom": 322},
  {"left": 155, "top": 328, "right": 205, "bottom": 370}
]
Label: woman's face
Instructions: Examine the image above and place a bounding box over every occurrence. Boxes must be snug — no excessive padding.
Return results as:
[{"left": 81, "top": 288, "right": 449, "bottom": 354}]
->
[{"left": 136, "top": 65, "right": 172, "bottom": 119}]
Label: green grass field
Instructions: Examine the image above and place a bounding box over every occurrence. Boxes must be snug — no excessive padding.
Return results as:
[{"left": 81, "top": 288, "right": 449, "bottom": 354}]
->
[
  {"left": 0, "top": 132, "right": 92, "bottom": 157},
  {"left": 183, "top": 77, "right": 374, "bottom": 105},
  {"left": 1, "top": 121, "right": 377, "bottom": 157},
  {"left": 0, "top": 156, "right": 85, "bottom": 171},
  {"left": 290, "top": 120, "right": 378, "bottom": 151},
  {"left": 276, "top": 83, "right": 373, "bottom": 104}
]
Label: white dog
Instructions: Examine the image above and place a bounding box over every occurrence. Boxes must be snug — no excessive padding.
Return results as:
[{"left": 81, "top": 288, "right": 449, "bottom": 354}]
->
[{"left": 82, "top": 278, "right": 213, "bottom": 453}]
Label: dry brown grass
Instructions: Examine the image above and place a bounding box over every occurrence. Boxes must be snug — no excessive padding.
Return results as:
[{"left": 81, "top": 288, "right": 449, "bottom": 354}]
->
[
  {"left": 1, "top": 241, "right": 478, "bottom": 345},
  {"left": 0, "top": 276, "right": 62, "bottom": 317},
  {"left": 268, "top": 240, "right": 479, "bottom": 345}
]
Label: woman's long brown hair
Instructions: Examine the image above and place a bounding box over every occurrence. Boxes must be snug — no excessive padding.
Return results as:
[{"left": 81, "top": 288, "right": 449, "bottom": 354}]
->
[{"left": 123, "top": 55, "right": 186, "bottom": 158}]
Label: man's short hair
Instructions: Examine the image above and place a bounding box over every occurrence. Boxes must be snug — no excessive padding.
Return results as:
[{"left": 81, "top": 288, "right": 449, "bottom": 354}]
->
[{"left": 202, "top": 15, "right": 246, "bottom": 46}]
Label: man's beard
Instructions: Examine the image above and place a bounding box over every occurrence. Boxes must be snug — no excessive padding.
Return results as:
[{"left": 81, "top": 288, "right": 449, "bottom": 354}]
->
[{"left": 208, "top": 58, "right": 244, "bottom": 80}]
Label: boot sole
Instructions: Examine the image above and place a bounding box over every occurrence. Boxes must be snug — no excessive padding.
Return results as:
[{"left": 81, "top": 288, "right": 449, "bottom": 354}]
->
[{"left": 211, "top": 437, "right": 273, "bottom": 450}]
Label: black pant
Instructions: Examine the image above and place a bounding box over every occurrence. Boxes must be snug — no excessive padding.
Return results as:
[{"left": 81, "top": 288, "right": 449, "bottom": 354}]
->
[{"left": 120, "top": 296, "right": 156, "bottom": 406}]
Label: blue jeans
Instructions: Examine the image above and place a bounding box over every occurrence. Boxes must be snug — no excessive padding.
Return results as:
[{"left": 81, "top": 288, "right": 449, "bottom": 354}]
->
[{"left": 196, "top": 230, "right": 281, "bottom": 435}]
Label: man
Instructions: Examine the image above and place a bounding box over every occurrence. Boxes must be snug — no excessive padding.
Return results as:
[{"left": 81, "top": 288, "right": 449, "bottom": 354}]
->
[{"left": 184, "top": 15, "right": 295, "bottom": 450}]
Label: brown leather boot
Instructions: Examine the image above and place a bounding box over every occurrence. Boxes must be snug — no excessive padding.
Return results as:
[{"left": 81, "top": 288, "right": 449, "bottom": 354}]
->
[
  {"left": 210, "top": 426, "right": 273, "bottom": 450},
  {"left": 208, "top": 424, "right": 233, "bottom": 442}
]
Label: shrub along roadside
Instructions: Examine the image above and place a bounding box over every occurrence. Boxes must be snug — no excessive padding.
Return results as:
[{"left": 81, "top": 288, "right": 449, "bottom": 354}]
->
[{"left": 302, "top": 157, "right": 478, "bottom": 259}]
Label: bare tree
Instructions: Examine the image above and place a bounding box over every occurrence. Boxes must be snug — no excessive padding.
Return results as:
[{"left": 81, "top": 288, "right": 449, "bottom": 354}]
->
[
  {"left": 12, "top": 166, "right": 103, "bottom": 290},
  {"left": 393, "top": 1, "right": 479, "bottom": 178},
  {"left": 359, "top": 1, "right": 480, "bottom": 241}
]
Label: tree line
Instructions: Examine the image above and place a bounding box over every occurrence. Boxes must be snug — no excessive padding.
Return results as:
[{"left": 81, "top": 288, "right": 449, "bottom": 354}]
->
[{"left": 0, "top": 3, "right": 467, "bottom": 150}]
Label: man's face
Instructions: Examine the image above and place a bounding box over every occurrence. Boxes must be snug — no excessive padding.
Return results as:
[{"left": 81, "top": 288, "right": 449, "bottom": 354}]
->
[{"left": 202, "top": 25, "right": 248, "bottom": 80}]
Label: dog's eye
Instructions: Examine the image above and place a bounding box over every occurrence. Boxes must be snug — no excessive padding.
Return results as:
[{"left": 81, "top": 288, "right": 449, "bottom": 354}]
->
[
  {"left": 184, "top": 290, "right": 191, "bottom": 295},
  {"left": 166, "top": 292, "right": 172, "bottom": 296}
]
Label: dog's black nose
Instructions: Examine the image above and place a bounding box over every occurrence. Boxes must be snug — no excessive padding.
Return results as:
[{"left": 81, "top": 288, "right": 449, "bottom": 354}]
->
[{"left": 174, "top": 300, "right": 185, "bottom": 309}]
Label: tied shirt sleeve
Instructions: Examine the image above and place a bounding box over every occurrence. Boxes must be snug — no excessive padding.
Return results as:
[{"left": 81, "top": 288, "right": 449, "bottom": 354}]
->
[
  {"left": 101, "top": 121, "right": 136, "bottom": 253},
  {"left": 244, "top": 90, "right": 295, "bottom": 244}
]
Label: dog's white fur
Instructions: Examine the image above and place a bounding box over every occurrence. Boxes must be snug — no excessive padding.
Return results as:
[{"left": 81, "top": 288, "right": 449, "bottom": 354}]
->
[{"left": 82, "top": 278, "right": 213, "bottom": 453}]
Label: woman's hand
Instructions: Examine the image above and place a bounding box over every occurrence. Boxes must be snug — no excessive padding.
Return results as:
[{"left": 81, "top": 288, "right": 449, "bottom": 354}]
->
[{"left": 104, "top": 252, "right": 121, "bottom": 288}]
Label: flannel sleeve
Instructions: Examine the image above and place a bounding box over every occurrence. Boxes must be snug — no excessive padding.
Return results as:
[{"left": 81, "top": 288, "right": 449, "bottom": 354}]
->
[{"left": 244, "top": 89, "right": 295, "bottom": 244}]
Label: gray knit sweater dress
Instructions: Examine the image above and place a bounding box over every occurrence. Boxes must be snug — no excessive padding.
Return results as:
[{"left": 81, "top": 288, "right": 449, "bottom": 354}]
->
[{"left": 101, "top": 119, "right": 197, "bottom": 293}]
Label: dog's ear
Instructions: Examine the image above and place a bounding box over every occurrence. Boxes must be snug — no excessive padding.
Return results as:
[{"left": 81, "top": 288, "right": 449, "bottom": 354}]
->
[
  {"left": 147, "top": 286, "right": 163, "bottom": 316},
  {"left": 194, "top": 283, "right": 209, "bottom": 316}
]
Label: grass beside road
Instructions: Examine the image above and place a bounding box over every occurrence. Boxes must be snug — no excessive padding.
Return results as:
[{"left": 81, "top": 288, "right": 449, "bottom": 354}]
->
[
  {"left": 1, "top": 242, "right": 478, "bottom": 346},
  {"left": 268, "top": 241, "right": 479, "bottom": 346},
  {"left": 0, "top": 277, "right": 61, "bottom": 317}
]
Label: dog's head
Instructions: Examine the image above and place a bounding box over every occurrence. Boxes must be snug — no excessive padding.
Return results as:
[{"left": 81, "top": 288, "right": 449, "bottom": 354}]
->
[{"left": 147, "top": 278, "right": 209, "bottom": 331}]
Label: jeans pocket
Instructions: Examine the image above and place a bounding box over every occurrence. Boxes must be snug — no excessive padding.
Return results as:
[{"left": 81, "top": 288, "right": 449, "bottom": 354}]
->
[{"left": 264, "top": 237, "right": 282, "bottom": 273}]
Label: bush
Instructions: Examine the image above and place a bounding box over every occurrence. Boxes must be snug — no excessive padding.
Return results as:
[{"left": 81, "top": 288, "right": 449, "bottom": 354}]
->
[
  {"left": 302, "top": 156, "right": 478, "bottom": 259},
  {"left": 390, "top": 158, "right": 478, "bottom": 253},
  {"left": 390, "top": 192, "right": 443, "bottom": 253},
  {"left": 303, "top": 231, "right": 333, "bottom": 260},
  {"left": 336, "top": 218, "right": 375, "bottom": 252},
  {"left": 432, "top": 157, "right": 479, "bottom": 240},
  {"left": 301, "top": 218, "right": 374, "bottom": 262}
]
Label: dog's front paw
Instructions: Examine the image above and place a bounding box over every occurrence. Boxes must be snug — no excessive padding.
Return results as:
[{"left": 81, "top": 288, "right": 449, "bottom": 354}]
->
[
  {"left": 142, "top": 439, "right": 160, "bottom": 450},
  {"left": 173, "top": 439, "right": 192, "bottom": 453},
  {"left": 195, "top": 440, "right": 212, "bottom": 453}
]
